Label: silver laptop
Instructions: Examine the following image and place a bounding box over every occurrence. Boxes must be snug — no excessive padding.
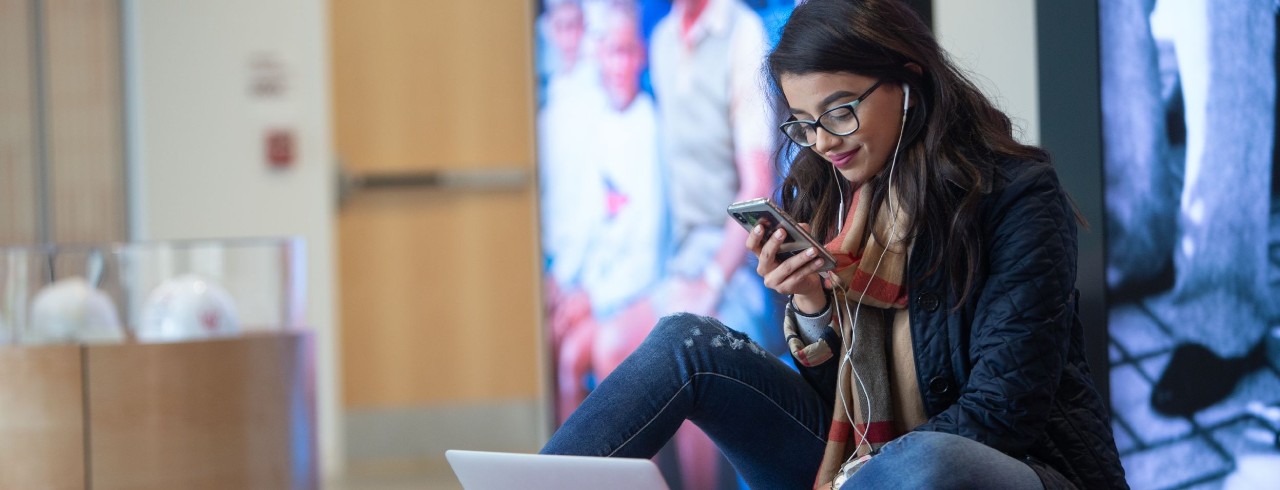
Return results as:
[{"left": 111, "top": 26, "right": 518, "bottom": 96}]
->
[{"left": 445, "top": 450, "right": 670, "bottom": 490}]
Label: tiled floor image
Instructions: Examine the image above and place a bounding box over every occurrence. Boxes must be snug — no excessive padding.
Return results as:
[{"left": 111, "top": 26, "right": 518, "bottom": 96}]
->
[{"left": 1108, "top": 205, "right": 1280, "bottom": 489}]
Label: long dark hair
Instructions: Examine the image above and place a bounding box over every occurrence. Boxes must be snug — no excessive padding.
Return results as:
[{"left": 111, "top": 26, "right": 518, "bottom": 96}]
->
[{"left": 767, "top": 0, "right": 1052, "bottom": 307}]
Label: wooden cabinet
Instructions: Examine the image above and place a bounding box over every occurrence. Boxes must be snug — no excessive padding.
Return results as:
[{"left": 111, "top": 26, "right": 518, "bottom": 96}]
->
[
  {"left": 0, "top": 332, "right": 316, "bottom": 489},
  {"left": 0, "top": 345, "right": 85, "bottom": 490}
]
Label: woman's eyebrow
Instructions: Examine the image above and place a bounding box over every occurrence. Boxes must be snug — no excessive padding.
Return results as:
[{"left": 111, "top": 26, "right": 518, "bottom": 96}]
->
[
  {"left": 819, "top": 90, "right": 858, "bottom": 108},
  {"left": 789, "top": 90, "right": 859, "bottom": 116}
]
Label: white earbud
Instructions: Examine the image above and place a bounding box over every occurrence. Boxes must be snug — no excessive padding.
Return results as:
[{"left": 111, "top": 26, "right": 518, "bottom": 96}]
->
[{"left": 902, "top": 83, "right": 910, "bottom": 113}]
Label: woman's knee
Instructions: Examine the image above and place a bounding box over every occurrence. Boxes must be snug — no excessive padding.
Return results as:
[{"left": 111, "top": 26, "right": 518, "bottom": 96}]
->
[
  {"left": 848, "top": 432, "right": 1040, "bottom": 490},
  {"left": 878, "top": 431, "right": 968, "bottom": 461},
  {"left": 649, "top": 313, "right": 727, "bottom": 345},
  {"left": 653, "top": 314, "right": 775, "bottom": 357}
]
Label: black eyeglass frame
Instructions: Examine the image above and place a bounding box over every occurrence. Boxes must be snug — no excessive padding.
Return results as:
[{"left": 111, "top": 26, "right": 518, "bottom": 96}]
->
[{"left": 778, "top": 79, "right": 885, "bottom": 148}]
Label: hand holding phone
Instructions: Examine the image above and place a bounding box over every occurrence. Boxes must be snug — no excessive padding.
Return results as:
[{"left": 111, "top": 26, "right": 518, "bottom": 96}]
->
[{"left": 727, "top": 198, "right": 836, "bottom": 272}]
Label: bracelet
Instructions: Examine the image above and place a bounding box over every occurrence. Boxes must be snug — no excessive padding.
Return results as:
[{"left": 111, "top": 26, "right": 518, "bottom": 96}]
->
[{"left": 790, "top": 293, "right": 830, "bottom": 317}]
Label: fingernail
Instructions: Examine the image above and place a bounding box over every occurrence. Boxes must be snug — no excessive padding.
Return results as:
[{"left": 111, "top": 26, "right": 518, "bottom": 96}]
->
[
  {"left": 774, "top": 229, "right": 785, "bottom": 239},
  {"left": 753, "top": 225, "right": 762, "bottom": 235},
  {"left": 806, "top": 248, "right": 816, "bottom": 257}
]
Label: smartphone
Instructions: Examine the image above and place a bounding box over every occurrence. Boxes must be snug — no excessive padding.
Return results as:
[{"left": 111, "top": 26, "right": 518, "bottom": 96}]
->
[{"left": 727, "top": 198, "right": 837, "bottom": 272}]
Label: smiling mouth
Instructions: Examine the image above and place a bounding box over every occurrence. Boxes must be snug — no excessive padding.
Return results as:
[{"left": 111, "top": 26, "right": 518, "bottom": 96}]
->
[{"left": 827, "top": 148, "right": 859, "bottom": 168}]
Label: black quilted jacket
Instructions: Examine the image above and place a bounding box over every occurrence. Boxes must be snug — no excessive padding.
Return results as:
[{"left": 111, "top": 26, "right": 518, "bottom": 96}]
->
[{"left": 903, "top": 158, "right": 1128, "bottom": 489}]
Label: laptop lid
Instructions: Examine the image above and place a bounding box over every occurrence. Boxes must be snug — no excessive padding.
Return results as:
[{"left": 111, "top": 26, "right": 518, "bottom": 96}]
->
[{"left": 445, "top": 450, "right": 670, "bottom": 490}]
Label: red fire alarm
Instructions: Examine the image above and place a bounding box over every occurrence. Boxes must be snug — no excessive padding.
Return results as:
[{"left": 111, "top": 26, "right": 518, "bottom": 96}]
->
[{"left": 266, "top": 128, "right": 295, "bottom": 169}]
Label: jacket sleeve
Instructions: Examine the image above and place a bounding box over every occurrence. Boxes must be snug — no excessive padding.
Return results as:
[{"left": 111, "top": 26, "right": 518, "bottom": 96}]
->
[{"left": 914, "top": 164, "right": 1077, "bottom": 457}]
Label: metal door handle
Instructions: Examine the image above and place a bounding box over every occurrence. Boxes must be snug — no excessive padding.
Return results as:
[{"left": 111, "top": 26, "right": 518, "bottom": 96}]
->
[{"left": 336, "top": 164, "right": 530, "bottom": 208}]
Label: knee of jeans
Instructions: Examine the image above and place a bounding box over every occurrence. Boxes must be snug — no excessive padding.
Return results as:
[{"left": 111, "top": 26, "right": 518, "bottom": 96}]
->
[
  {"left": 876, "top": 432, "right": 981, "bottom": 484},
  {"left": 651, "top": 313, "right": 774, "bottom": 359},
  {"left": 889, "top": 431, "right": 967, "bottom": 455},
  {"left": 651, "top": 313, "right": 720, "bottom": 343}
]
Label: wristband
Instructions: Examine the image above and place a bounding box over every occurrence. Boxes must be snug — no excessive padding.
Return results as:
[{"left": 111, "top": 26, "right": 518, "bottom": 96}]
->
[
  {"left": 790, "top": 293, "right": 833, "bottom": 344},
  {"left": 790, "top": 292, "right": 830, "bottom": 317}
]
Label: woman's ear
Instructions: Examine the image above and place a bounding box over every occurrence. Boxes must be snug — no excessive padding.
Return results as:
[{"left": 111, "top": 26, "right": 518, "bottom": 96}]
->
[{"left": 903, "top": 63, "right": 923, "bottom": 109}]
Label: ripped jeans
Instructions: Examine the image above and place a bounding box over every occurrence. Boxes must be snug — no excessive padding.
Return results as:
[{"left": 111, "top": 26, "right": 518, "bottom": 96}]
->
[
  {"left": 541, "top": 313, "right": 830, "bottom": 488},
  {"left": 541, "top": 313, "right": 1046, "bottom": 490}
]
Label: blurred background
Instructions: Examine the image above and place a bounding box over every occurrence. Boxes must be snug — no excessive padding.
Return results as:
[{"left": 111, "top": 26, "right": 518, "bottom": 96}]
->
[{"left": 1, "top": 1, "right": 1274, "bottom": 489}]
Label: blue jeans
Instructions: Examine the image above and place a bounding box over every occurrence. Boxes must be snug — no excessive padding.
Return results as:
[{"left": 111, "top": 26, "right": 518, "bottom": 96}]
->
[
  {"left": 541, "top": 314, "right": 1044, "bottom": 490},
  {"left": 842, "top": 431, "right": 1044, "bottom": 490}
]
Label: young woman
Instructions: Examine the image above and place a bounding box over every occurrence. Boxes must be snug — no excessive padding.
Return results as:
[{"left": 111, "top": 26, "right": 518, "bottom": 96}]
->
[{"left": 542, "top": 1, "right": 1128, "bottom": 488}]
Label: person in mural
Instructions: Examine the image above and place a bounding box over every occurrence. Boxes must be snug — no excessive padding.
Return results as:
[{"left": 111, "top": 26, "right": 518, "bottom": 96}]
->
[
  {"left": 584, "top": 0, "right": 777, "bottom": 487},
  {"left": 538, "top": 0, "right": 606, "bottom": 421},
  {"left": 1102, "top": 0, "right": 1277, "bottom": 416},
  {"left": 544, "top": 0, "right": 667, "bottom": 424},
  {"left": 647, "top": 0, "right": 774, "bottom": 329},
  {"left": 542, "top": 1, "right": 1128, "bottom": 488},
  {"left": 539, "top": 0, "right": 604, "bottom": 302}
]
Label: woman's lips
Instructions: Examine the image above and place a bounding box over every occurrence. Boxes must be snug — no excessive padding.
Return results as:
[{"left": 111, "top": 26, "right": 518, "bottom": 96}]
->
[{"left": 827, "top": 147, "right": 859, "bottom": 168}]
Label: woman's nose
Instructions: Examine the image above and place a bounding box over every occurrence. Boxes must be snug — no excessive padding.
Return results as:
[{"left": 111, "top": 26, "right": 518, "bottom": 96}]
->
[{"left": 812, "top": 128, "right": 842, "bottom": 153}]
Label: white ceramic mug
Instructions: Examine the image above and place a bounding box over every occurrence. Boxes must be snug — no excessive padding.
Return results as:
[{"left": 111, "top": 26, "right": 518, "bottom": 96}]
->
[
  {"left": 138, "top": 274, "right": 240, "bottom": 342},
  {"left": 29, "top": 277, "right": 125, "bottom": 344}
]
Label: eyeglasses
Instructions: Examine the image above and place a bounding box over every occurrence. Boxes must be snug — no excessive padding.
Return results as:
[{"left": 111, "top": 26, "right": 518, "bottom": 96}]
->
[{"left": 778, "top": 79, "right": 884, "bottom": 147}]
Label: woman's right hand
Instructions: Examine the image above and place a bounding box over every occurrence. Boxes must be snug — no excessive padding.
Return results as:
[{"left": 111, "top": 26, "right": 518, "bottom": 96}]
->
[{"left": 746, "top": 223, "right": 829, "bottom": 312}]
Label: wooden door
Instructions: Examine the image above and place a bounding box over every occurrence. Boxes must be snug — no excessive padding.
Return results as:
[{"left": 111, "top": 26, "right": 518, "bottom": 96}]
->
[{"left": 331, "top": 1, "right": 542, "bottom": 413}]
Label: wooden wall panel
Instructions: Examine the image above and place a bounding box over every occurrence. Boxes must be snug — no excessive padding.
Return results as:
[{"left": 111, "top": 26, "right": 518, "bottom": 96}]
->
[
  {"left": 0, "top": 345, "right": 86, "bottom": 490},
  {"left": 332, "top": 0, "right": 542, "bottom": 408},
  {"left": 0, "top": 0, "right": 40, "bottom": 245},
  {"left": 331, "top": 0, "right": 535, "bottom": 173},
  {"left": 43, "top": 0, "right": 125, "bottom": 244},
  {"left": 338, "top": 190, "right": 541, "bottom": 406}
]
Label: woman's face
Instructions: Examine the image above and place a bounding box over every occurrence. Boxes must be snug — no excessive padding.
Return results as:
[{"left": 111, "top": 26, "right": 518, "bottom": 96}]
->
[{"left": 780, "top": 71, "right": 907, "bottom": 186}]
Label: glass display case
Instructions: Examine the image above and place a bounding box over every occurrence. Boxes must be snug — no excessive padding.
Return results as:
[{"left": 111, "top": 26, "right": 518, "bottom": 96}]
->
[
  {"left": 0, "top": 237, "right": 306, "bottom": 345},
  {"left": 0, "top": 237, "right": 315, "bottom": 489}
]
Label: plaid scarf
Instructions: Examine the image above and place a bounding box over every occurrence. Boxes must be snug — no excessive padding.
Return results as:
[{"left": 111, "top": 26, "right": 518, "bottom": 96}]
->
[{"left": 783, "top": 184, "right": 928, "bottom": 489}]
